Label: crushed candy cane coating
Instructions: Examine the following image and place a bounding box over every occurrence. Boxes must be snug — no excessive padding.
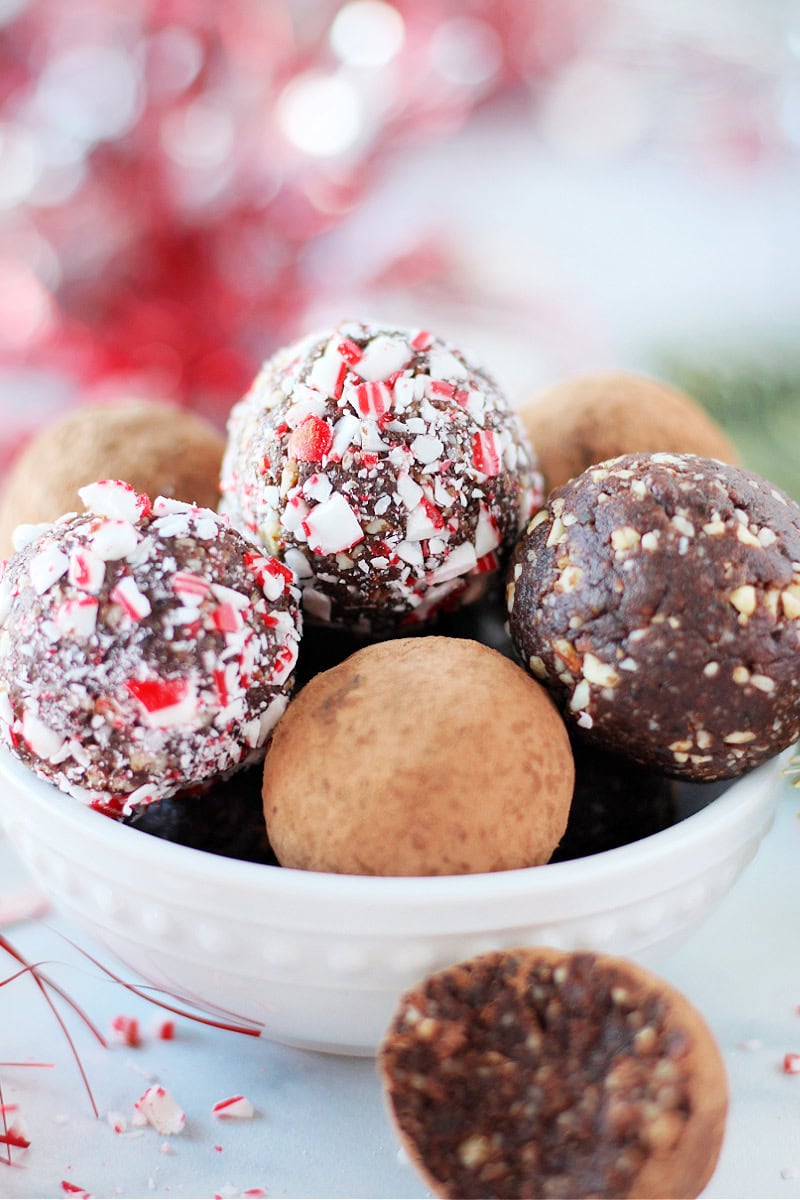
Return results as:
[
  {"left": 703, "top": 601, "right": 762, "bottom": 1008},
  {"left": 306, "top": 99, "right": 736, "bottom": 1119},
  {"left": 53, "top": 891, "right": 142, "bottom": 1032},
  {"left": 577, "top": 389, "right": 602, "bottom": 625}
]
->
[
  {"left": 0, "top": 483, "right": 301, "bottom": 814},
  {"left": 221, "top": 321, "right": 542, "bottom": 634}
]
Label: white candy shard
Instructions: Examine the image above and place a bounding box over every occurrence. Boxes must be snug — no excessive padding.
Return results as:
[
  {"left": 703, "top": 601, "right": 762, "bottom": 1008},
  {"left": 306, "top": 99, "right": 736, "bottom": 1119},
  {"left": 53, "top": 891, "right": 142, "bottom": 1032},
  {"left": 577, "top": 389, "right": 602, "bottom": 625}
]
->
[
  {"left": 134, "top": 1086, "right": 186, "bottom": 1136},
  {"left": 90, "top": 520, "right": 140, "bottom": 562},
  {"left": 410, "top": 434, "right": 444, "bottom": 465},
  {"left": 302, "top": 493, "right": 364, "bottom": 555},
  {"left": 79, "top": 480, "right": 148, "bottom": 524},
  {"left": 29, "top": 546, "right": 69, "bottom": 594},
  {"left": 21, "top": 710, "right": 65, "bottom": 760},
  {"left": 12, "top": 522, "right": 52, "bottom": 552},
  {"left": 352, "top": 334, "right": 410, "bottom": 381}
]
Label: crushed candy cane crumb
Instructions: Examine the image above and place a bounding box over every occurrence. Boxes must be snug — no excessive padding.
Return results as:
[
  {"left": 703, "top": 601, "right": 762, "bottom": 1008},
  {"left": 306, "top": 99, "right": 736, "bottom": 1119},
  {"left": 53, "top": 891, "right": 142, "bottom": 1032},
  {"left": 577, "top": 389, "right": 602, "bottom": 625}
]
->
[
  {"left": 784, "top": 1053, "right": 800, "bottom": 1074},
  {"left": 221, "top": 321, "right": 542, "bottom": 634},
  {"left": 212, "top": 1095, "right": 255, "bottom": 1119},
  {"left": 107, "top": 1111, "right": 127, "bottom": 1134},
  {"left": 134, "top": 1085, "right": 186, "bottom": 1136},
  {"left": 0, "top": 483, "right": 301, "bottom": 811},
  {"left": 110, "top": 1015, "right": 141, "bottom": 1047}
]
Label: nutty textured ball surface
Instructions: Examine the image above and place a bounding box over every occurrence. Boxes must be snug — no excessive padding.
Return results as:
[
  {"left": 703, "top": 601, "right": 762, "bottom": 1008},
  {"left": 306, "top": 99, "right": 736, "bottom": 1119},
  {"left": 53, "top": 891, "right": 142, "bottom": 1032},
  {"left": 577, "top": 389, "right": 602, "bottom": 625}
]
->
[
  {"left": 262, "top": 636, "right": 573, "bottom": 875},
  {"left": 0, "top": 402, "right": 226, "bottom": 556},
  {"left": 379, "top": 947, "right": 728, "bottom": 1200},
  {"left": 518, "top": 372, "right": 738, "bottom": 493},
  {"left": 221, "top": 321, "right": 542, "bottom": 636},
  {"left": 508, "top": 452, "right": 800, "bottom": 780},
  {"left": 0, "top": 481, "right": 301, "bottom": 815}
]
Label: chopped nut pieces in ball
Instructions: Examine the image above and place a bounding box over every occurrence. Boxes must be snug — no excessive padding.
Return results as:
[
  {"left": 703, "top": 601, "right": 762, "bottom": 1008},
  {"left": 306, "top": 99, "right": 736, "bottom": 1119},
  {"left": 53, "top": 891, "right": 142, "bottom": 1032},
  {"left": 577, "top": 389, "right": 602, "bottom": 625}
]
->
[
  {"left": 221, "top": 321, "right": 542, "bottom": 635},
  {"left": 379, "top": 947, "right": 728, "bottom": 1200},
  {"left": 508, "top": 452, "right": 800, "bottom": 780},
  {"left": 0, "top": 402, "right": 226, "bottom": 557},
  {"left": 263, "top": 637, "right": 573, "bottom": 875},
  {"left": 517, "top": 371, "right": 738, "bottom": 494},
  {"left": 0, "top": 480, "right": 301, "bottom": 815}
]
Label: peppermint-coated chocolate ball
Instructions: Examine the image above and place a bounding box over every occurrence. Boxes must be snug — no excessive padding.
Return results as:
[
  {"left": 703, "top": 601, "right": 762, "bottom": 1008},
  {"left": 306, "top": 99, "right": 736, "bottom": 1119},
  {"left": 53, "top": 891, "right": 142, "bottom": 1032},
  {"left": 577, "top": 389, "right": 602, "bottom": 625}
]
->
[
  {"left": 0, "top": 480, "right": 301, "bottom": 815},
  {"left": 221, "top": 321, "right": 542, "bottom": 635}
]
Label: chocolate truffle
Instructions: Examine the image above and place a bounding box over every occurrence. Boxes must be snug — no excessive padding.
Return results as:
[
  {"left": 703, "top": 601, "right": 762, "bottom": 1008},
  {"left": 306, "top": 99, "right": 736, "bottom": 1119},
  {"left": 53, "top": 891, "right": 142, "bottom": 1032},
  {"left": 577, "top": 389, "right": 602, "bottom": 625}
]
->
[
  {"left": 263, "top": 636, "right": 573, "bottom": 875},
  {"left": 0, "top": 480, "right": 301, "bottom": 815},
  {"left": 221, "top": 322, "right": 542, "bottom": 635},
  {"left": 508, "top": 452, "right": 800, "bottom": 780},
  {"left": 0, "top": 402, "right": 226, "bottom": 557},
  {"left": 518, "top": 371, "right": 737, "bottom": 493},
  {"left": 379, "top": 947, "right": 728, "bottom": 1200}
]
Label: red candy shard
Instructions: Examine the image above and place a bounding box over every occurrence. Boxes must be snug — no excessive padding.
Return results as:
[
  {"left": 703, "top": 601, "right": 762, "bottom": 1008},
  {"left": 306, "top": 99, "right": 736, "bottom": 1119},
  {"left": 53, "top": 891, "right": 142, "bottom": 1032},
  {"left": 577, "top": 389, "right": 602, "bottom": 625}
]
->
[
  {"left": 784, "top": 1053, "right": 800, "bottom": 1074},
  {"left": 126, "top": 677, "right": 189, "bottom": 713},
  {"left": 212, "top": 602, "right": 243, "bottom": 633},
  {"left": 336, "top": 337, "right": 363, "bottom": 366},
  {"left": 0, "top": 1124, "right": 30, "bottom": 1149},
  {"left": 110, "top": 1014, "right": 141, "bottom": 1047},
  {"left": 288, "top": 415, "right": 334, "bottom": 462},
  {"left": 411, "top": 330, "right": 433, "bottom": 350}
]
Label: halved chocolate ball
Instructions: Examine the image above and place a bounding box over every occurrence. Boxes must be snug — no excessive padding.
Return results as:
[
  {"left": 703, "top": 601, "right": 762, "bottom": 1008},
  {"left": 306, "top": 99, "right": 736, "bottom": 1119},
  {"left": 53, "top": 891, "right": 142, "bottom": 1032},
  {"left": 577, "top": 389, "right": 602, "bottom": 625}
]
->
[{"left": 380, "top": 947, "right": 727, "bottom": 1200}]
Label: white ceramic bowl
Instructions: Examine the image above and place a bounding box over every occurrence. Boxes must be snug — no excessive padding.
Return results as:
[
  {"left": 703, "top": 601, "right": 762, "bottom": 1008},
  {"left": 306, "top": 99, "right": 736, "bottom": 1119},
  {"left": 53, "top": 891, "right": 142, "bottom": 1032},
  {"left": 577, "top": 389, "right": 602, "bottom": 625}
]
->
[{"left": 0, "top": 747, "right": 785, "bottom": 1056}]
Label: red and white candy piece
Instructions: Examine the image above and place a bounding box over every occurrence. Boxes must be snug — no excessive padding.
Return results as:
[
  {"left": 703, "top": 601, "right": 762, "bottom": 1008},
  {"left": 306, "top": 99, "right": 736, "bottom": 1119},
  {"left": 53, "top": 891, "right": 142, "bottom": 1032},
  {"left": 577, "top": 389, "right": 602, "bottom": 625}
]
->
[
  {"left": 78, "top": 480, "right": 151, "bottom": 524},
  {"left": 21, "top": 710, "right": 65, "bottom": 761},
  {"left": 54, "top": 596, "right": 99, "bottom": 639},
  {"left": 171, "top": 571, "right": 211, "bottom": 602},
  {"left": 126, "top": 676, "right": 200, "bottom": 729},
  {"left": 61, "top": 1181, "right": 91, "bottom": 1197},
  {"left": 68, "top": 546, "right": 106, "bottom": 593},
  {"left": 302, "top": 492, "right": 364, "bottom": 555},
  {"left": 107, "top": 1111, "right": 128, "bottom": 1134},
  {"left": 350, "top": 380, "right": 393, "bottom": 420},
  {"left": 133, "top": 1085, "right": 186, "bottom": 1136},
  {"left": 472, "top": 429, "right": 501, "bottom": 477},
  {"left": 109, "top": 1014, "right": 141, "bottom": 1047},
  {"left": 211, "top": 1095, "right": 255, "bottom": 1120},
  {"left": 110, "top": 577, "right": 152, "bottom": 622}
]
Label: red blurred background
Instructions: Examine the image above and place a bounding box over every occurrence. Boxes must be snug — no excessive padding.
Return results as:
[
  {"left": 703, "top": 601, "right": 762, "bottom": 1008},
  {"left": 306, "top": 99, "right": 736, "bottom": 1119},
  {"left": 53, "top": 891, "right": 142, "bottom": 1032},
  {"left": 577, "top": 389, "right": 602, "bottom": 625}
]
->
[{"left": 0, "top": 1, "right": 797, "bottom": 488}]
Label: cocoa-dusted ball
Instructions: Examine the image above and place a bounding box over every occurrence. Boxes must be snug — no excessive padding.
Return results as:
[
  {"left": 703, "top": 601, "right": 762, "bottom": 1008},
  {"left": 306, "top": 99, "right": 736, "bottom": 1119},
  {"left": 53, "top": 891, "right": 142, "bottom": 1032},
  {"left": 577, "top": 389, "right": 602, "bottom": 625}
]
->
[
  {"left": 518, "top": 371, "right": 737, "bottom": 493},
  {"left": 0, "top": 481, "right": 301, "bottom": 815},
  {"left": 263, "top": 637, "right": 573, "bottom": 875},
  {"left": 380, "top": 947, "right": 728, "bottom": 1200},
  {"left": 508, "top": 452, "right": 800, "bottom": 780},
  {"left": 221, "top": 322, "right": 542, "bottom": 636},
  {"left": 0, "top": 402, "right": 225, "bottom": 556}
]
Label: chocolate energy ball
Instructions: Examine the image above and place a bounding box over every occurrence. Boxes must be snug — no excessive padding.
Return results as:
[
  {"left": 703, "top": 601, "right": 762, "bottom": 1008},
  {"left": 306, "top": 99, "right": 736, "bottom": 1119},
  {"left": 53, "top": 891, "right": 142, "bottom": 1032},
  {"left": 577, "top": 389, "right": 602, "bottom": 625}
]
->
[
  {"left": 518, "top": 371, "right": 737, "bottom": 493},
  {"left": 0, "top": 480, "right": 301, "bottom": 815},
  {"left": 263, "top": 637, "right": 573, "bottom": 875},
  {"left": 380, "top": 948, "right": 728, "bottom": 1200},
  {"left": 221, "top": 321, "right": 542, "bottom": 636},
  {"left": 0, "top": 402, "right": 225, "bottom": 556},
  {"left": 508, "top": 453, "right": 800, "bottom": 781}
]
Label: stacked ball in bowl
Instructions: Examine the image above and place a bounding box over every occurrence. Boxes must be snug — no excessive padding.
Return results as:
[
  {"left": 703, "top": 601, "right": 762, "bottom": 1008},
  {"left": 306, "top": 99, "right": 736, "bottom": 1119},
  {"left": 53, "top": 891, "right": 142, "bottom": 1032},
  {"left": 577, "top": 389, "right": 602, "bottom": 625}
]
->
[{"left": 0, "top": 321, "right": 798, "bottom": 875}]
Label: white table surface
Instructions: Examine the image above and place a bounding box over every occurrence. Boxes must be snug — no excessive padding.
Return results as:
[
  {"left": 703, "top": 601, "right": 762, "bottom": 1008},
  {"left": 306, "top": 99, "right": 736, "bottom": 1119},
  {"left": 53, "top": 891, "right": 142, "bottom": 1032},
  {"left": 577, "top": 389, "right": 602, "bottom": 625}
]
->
[{"left": 0, "top": 767, "right": 799, "bottom": 1200}]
